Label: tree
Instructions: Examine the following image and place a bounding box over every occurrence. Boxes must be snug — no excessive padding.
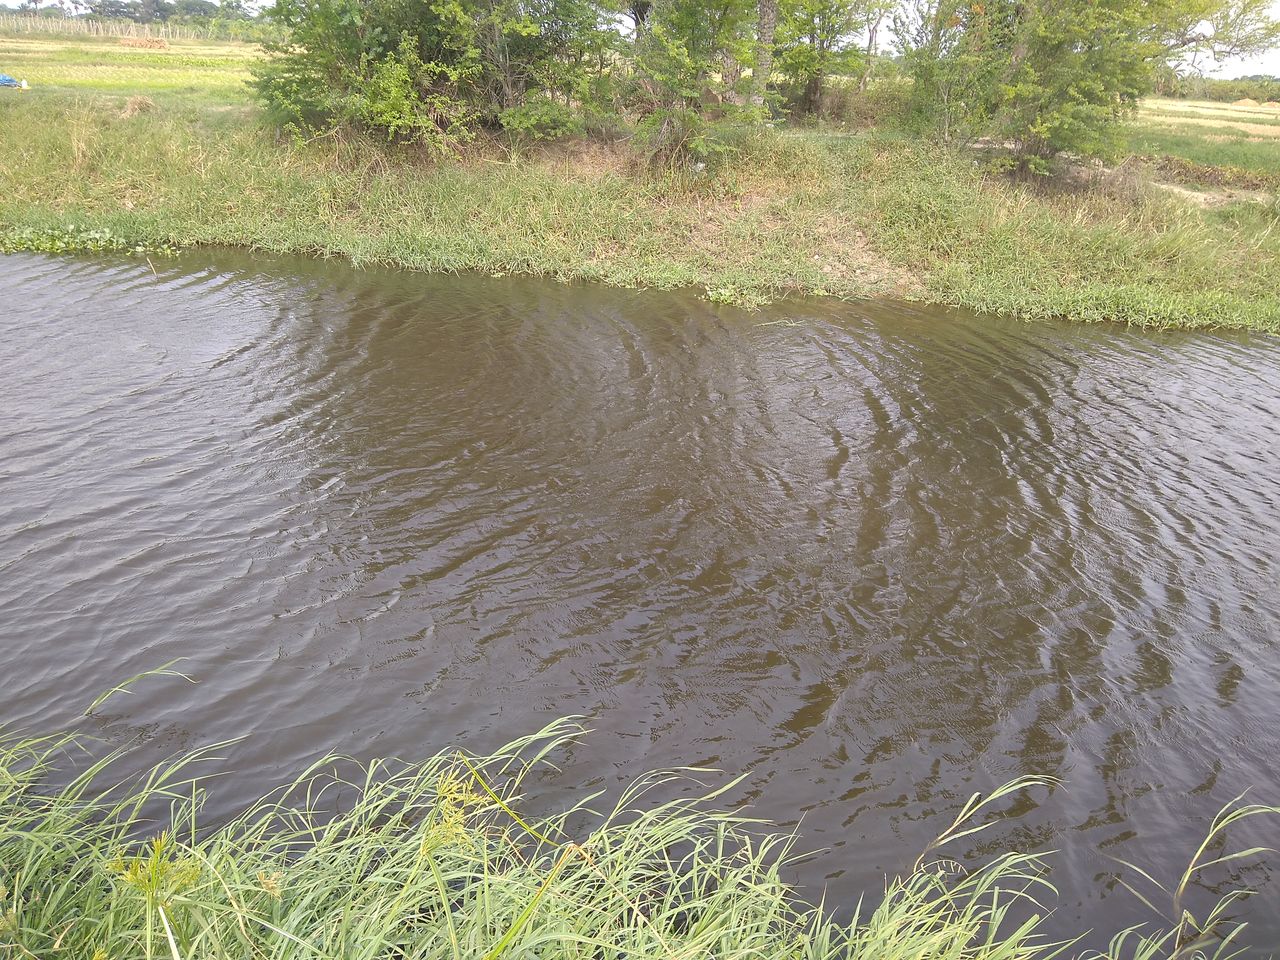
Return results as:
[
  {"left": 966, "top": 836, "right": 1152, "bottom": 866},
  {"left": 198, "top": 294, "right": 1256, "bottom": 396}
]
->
[
  {"left": 898, "top": 0, "right": 1280, "bottom": 167},
  {"left": 1155, "top": 0, "right": 1280, "bottom": 71},
  {"left": 895, "top": 0, "right": 1008, "bottom": 144},
  {"left": 88, "top": 0, "right": 140, "bottom": 18},
  {"left": 857, "top": 0, "right": 892, "bottom": 89},
  {"left": 752, "top": 0, "right": 777, "bottom": 105},
  {"left": 775, "top": 0, "right": 874, "bottom": 114},
  {"left": 635, "top": 0, "right": 755, "bottom": 110},
  {"left": 173, "top": 0, "right": 219, "bottom": 17},
  {"left": 135, "top": 0, "right": 175, "bottom": 21},
  {"left": 255, "top": 0, "right": 617, "bottom": 146}
]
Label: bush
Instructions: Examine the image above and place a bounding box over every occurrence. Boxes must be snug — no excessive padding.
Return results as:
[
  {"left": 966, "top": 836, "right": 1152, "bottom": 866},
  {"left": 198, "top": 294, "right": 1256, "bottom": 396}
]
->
[
  {"left": 635, "top": 107, "right": 744, "bottom": 170},
  {"left": 349, "top": 39, "right": 476, "bottom": 151},
  {"left": 804, "top": 77, "right": 911, "bottom": 128},
  {"left": 499, "top": 94, "right": 583, "bottom": 144},
  {"left": 253, "top": 0, "right": 613, "bottom": 148}
]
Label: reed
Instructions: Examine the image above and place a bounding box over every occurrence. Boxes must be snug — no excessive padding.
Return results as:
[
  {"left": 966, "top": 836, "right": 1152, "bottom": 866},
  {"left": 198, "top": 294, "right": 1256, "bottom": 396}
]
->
[{"left": 0, "top": 720, "right": 1272, "bottom": 960}]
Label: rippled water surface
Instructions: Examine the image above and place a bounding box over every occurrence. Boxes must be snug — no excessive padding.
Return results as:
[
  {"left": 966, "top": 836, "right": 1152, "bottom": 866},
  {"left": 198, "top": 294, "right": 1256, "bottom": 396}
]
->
[{"left": 3, "top": 252, "right": 1280, "bottom": 944}]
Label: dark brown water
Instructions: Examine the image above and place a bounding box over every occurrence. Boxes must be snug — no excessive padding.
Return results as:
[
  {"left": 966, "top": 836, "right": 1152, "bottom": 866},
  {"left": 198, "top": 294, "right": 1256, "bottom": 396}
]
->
[{"left": 3, "top": 251, "right": 1280, "bottom": 946}]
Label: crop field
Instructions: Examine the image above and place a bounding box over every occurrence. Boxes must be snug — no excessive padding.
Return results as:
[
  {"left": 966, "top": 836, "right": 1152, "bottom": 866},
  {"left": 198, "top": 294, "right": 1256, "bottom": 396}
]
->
[
  {"left": 1127, "top": 97, "right": 1280, "bottom": 184},
  {"left": 0, "top": 34, "right": 256, "bottom": 105}
]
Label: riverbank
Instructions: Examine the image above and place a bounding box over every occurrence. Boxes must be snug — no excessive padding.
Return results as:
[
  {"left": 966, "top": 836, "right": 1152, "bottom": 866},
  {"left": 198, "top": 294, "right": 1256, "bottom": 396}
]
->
[
  {"left": 0, "top": 35, "right": 1278, "bottom": 331},
  {"left": 2, "top": 719, "right": 1270, "bottom": 959}
]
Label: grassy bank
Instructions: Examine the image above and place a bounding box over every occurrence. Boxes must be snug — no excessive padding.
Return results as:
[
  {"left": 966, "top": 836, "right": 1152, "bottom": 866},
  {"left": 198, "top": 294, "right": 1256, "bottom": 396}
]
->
[
  {"left": 1, "top": 36, "right": 1279, "bottom": 331},
  {"left": 1, "top": 719, "right": 1272, "bottom": 959}
]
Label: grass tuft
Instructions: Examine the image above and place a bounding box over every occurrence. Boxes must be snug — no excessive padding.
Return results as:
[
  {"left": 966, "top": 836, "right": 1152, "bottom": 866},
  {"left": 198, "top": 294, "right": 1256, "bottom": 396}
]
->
[{"left": 0, "top": 720, "right": 1275, "bottom": 959}]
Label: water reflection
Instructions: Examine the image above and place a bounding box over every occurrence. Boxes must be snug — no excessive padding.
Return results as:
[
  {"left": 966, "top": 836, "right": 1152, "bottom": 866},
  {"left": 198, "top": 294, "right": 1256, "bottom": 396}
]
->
[{"left": 1, "top": 251, "right": 1278, "bottom": 947}]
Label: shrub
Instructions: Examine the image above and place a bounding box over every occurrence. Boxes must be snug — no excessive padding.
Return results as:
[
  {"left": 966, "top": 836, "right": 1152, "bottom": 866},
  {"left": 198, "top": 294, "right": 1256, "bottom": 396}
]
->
[
  {"left": 499, "top": 94, "right": 583, "bottom": 144},
  {"left": 253, "top": 0, "right": 613, "bottom": 147},
  {"left": 348, "top": 38, "right": 476, "bottom": 151},
  {"left": 806, "top": 76, "right": 911, "bottom": 127},
  {"left": 635, "top": 106, "right": 744, "bottom": 170}
]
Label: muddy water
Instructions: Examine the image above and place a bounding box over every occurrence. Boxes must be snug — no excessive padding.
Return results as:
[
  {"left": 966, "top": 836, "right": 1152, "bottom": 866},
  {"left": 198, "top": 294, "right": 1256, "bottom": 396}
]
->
[{"left": 2, "top": 251, "right": 1279, "bottom": 944}]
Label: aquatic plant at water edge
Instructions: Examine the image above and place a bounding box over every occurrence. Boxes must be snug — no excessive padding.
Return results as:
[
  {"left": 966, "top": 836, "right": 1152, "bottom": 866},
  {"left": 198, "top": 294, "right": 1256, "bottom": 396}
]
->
[
  {"left": 0, "top": 720, "right": 1275, "bottom": 959},
  {"left": 0, "top": 225, "right": 177, "bottom": 257}
]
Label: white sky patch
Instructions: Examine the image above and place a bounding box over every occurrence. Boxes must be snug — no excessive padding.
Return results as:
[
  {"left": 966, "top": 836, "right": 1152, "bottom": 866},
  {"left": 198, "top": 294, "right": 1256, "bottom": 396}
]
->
[{"left": 1203, "top": 0, "right": 1280, "bottom": 76}]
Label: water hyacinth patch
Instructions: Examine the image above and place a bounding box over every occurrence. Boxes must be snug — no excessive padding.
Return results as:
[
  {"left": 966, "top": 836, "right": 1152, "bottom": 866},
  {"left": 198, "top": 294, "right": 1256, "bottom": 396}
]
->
[{"left": 0, "top": 224, "right": 176, "bottom": 257}]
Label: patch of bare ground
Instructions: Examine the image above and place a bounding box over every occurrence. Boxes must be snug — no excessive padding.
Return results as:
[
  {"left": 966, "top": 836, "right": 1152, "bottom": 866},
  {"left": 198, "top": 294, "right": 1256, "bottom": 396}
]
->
[
  {"left": 813, "top": 217, "right": 920, "bottom": 296},
  {"left": 1151, "top": 181, "right": 1233, "bottom": 206}
]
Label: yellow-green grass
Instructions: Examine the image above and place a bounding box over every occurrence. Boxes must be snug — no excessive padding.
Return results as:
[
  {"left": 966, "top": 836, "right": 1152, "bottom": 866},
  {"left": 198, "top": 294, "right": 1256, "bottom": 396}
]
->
[
  {"left": 0, "top": 36, "right": 1278, "bottom": 331},
  {"left": 1, "top": 719, "right": 1275, "bottom": 959},
  {"left": 1142, "top": 98, "right": 1280, "bottom": 123},
  {"left": 0, "top": 34, "right": 256, "bottom": 104}
]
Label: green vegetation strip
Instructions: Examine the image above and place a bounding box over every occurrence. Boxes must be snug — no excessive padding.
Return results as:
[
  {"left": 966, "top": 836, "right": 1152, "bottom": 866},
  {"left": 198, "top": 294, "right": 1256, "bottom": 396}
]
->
[
  {"left": 1, "top": 719, "right": 1275, "bottom": 959},
  {"left": 1, "top": 37, "right": 1280, "bottom": 331}
]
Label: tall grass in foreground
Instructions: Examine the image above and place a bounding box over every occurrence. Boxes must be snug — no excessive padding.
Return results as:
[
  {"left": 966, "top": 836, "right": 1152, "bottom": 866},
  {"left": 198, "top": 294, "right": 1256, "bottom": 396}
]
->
[{"left": 0, "top": 720, "right": 1274, "bottom": 960}]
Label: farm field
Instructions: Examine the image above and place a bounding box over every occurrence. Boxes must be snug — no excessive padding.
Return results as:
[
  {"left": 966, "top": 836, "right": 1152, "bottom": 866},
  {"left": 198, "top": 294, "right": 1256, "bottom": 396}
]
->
[{"left": 1126, "top": 97, "right": 1280, "bottom": 187}]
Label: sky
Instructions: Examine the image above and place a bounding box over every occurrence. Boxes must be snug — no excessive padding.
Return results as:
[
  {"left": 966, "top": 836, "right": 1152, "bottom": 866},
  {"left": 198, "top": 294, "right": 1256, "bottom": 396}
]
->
[
  {"left": 1214, "top": 4, "right": 1280, "bottom": 76},
  {"left": 1217, "top": 47, "right": 1280, "bottom": 77}
]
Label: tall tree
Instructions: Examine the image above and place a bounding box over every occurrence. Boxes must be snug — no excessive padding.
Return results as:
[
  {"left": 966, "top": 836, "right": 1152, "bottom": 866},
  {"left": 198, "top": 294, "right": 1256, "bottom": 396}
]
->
[
  {"left": 857, "top": 0, "right": 892, "bottom": 90},
  {"left": 775, "top": 0, "right": 872, "bottom": 113},
  {"left": 898, "top": 0, "right": 1280, "bottom": 166},
  {"left": 752, "top": 0, "right": 777, "bottom": 105}
]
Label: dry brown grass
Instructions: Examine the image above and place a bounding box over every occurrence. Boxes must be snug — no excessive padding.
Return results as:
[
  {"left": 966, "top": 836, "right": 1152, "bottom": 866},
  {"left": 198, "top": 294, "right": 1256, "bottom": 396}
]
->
[
  {"left": 1152, "top": 115, "right": 1280, "bottom": 137},
  {"left": 119, "top": 36, "right": 169, "bottom": 49},
  {"left": 119, "top": 94, "right": 155, "bottom": 118}
]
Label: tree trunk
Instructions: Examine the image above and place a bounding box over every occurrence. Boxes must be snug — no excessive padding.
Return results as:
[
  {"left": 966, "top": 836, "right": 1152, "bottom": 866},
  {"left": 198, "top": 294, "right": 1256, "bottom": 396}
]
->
[
  {"left": 722, "top": 52, "right": 743, "bottom": 105},
  {"left": 629, "top": 0, "right": 650, "bottom": 33},
  {"left": 752, "top": 0, "right": 777, "bottom": 108},
  {"left": 802, "top": 70, "right": 823, "bottom": 115},
  {"left": 858, "top": 10, "right": 884, "bottom": 92}
]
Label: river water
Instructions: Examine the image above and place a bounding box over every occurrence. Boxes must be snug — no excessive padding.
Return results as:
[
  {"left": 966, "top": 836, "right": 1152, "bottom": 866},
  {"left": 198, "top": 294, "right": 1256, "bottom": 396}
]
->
[{"left": 2, "top": 251, "right": 1279, "bottom": 946}]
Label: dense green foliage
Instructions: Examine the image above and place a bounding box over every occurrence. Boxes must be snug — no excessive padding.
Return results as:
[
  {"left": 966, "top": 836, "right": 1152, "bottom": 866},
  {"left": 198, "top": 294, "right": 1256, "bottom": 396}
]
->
[
  {"left": 1162, "top": 73, "right": 1280, "bottom": 102},
  {"left": 249, "top": 0, "right": 1280, "bottom": 165},
  {"left": 250, "top": 0, "right": 904, "bottom": 150},
  {"left": 253, "top": 0, "right": 621, "bottom": 148},
  {"left": 896, "top": 0, "right": 1280, "bottom": 167}
]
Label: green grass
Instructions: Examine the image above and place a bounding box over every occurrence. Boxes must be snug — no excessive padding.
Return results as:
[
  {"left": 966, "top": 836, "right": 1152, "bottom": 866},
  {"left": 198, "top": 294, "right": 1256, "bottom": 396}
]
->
[
  {"left": 845, "top": 135, "right": 1280, "bottom": 329},
  {"left": 0, "top": 35, "right": 1278, "bottom": 331},
  {"left": 1124, "top": 125, "right": 1280, "bottom": 183},
  {"left": 1, "top": 719, "right": 1274, "bottom": 959},
  {"left": 0, "top": 35, "right": 256, "bottom": 103},
  {"left": 1140, "top": 102, "right": 1280, "bottom": 128}
]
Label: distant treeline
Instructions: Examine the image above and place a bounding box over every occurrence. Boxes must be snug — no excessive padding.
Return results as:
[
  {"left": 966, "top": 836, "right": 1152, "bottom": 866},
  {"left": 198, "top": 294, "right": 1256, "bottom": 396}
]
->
[
  {"left": 0, "top": 10, "right": 278, "bottom": 41},
  {"left": 1163, "top": 73, "right": 1280, "bottom": 102}
]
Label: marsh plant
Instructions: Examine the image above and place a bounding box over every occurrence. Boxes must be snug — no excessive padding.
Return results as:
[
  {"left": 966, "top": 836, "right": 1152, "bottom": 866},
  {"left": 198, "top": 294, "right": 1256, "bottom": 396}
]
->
[{"left": 0, "top": 719, "right": 1275, "bottom": 960}]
